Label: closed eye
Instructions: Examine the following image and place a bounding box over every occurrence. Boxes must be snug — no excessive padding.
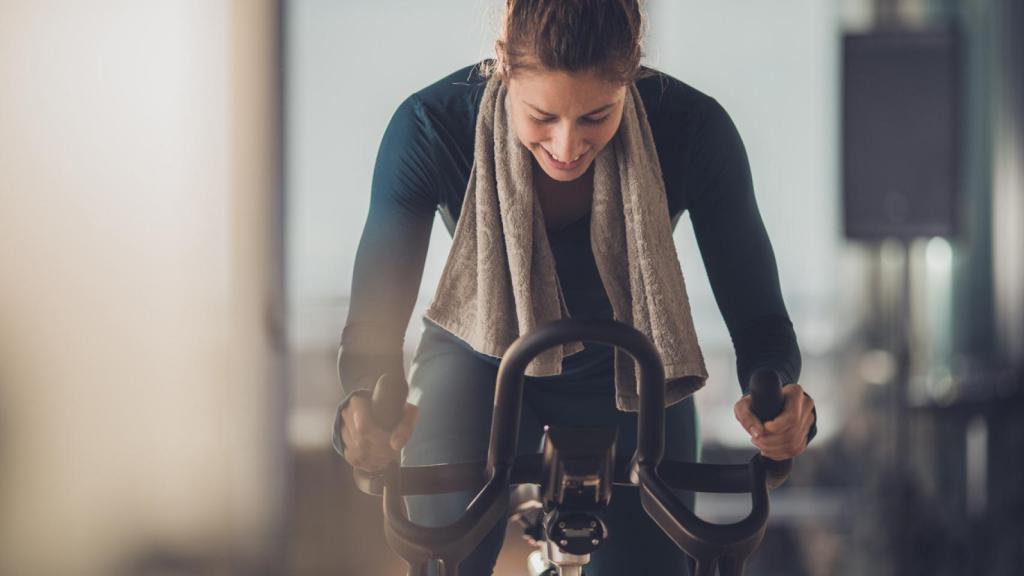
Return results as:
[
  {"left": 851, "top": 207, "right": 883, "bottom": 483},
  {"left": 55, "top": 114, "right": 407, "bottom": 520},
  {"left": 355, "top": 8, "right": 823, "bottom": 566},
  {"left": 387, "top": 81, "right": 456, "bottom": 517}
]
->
[{"left": 530, "top": 115, "right": 610, "bottom": 125}]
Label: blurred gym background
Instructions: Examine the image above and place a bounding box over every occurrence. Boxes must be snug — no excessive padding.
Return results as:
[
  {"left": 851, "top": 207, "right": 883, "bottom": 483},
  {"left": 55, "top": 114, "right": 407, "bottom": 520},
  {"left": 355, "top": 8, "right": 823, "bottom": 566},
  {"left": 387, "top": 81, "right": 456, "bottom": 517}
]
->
[{"left": 1, "top": 0, "right": 1021, "bottom": 574}]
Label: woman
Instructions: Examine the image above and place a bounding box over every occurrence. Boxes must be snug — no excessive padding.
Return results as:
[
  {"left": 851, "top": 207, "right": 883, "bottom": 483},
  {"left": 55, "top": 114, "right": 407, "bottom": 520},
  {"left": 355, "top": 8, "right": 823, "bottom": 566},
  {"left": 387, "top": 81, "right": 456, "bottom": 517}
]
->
[{"left": 335, "top": 1, "right": 816, "bottom": 574}]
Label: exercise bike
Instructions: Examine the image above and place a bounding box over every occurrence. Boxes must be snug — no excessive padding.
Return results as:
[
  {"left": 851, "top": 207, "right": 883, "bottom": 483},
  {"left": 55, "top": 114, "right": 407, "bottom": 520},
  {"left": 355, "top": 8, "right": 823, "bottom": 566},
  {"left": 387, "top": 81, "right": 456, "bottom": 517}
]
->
[{"left": 350, "top": 318, "right": 793, "bottom": 576}]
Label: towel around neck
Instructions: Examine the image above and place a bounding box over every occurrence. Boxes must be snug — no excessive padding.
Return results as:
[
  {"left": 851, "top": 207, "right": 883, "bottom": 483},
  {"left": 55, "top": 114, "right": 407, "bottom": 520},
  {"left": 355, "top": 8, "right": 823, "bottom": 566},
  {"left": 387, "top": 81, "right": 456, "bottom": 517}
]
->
[{"left": 424, "top": 74, "right": 708, "bottom": 412}]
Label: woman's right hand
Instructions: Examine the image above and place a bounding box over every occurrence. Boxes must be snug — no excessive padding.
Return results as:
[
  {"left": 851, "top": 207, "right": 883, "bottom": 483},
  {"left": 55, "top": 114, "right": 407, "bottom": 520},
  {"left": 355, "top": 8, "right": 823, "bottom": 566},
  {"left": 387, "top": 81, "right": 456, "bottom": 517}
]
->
[{"left": 340, "top": 392, "right": 419, "bottom": 473}]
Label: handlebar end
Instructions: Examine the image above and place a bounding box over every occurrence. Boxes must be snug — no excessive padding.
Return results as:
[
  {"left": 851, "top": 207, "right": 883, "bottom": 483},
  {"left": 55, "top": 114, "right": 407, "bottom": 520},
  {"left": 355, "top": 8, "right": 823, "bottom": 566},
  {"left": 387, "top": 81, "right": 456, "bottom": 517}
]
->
[{"left": 748, "top": 369, "right": 785, "bottom": 423}]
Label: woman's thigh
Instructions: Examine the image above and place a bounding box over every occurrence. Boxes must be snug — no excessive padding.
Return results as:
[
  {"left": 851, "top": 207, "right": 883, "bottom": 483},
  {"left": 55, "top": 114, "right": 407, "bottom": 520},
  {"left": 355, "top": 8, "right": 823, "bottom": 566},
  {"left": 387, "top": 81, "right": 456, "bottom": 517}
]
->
[{"left": 400, "top": 321, "right": 543, "bottom": 575}]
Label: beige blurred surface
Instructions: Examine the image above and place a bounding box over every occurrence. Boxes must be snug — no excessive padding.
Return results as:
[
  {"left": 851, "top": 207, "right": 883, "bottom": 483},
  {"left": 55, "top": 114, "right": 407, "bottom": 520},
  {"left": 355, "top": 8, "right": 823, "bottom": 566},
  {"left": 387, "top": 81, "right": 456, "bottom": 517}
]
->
[{"left": 0, "top": 1, "right": 284, "bottom": 574}]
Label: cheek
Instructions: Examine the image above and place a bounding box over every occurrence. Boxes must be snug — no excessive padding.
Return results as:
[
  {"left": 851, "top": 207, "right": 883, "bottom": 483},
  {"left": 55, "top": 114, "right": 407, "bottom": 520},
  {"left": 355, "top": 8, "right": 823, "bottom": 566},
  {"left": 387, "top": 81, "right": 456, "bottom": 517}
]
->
[
  {"left": 594, "top": 126, "right": 617, "bottom": 146},
  {"left": 584, "top": 124, "right": 618, "bottom": 152},
  {"left": 515, "top": 121, "right": 546, "bottom": 146}
]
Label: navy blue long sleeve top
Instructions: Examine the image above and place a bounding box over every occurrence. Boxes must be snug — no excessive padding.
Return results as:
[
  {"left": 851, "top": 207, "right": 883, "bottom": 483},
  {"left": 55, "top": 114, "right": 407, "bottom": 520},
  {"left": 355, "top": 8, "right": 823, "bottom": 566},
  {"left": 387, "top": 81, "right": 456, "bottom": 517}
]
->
[{"left": 338, "top": 61, "right": 802, "bottom": 402}]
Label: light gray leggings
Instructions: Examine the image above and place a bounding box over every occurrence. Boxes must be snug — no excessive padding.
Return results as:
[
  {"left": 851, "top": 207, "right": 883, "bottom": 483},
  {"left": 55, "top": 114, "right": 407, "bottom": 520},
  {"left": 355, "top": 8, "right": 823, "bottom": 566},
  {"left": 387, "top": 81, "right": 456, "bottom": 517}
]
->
[{"left": 401, "top": 319, "right": 698, "bottom": 576}]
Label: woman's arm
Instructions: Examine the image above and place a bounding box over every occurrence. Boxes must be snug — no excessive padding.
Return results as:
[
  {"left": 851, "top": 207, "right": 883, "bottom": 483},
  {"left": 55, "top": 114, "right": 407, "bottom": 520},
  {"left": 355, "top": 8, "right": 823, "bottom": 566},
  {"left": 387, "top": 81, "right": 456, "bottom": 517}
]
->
[
  {"left": 686, "top": 97, "right": 801, "bottom": 391},
  {"left": 685, "top": 97, "right": 816, "bottom": 452},
  {"left": 333, "top": 94, "right": 438, "bottom": 456}
]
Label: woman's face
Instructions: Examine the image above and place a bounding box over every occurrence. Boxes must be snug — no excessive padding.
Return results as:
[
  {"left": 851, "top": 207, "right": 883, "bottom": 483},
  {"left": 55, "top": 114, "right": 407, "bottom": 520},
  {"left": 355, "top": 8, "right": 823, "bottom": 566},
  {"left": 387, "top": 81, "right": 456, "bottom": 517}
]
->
[{"left": 506, "top": 65, "right": 627, "bottom": 183}]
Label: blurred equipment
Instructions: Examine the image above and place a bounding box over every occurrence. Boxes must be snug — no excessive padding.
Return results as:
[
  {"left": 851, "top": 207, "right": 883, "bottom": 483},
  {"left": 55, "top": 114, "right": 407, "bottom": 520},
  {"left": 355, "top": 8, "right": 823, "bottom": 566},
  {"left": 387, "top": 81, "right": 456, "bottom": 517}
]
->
[
  {"left": 842, "top": 2, "right": 1024, "bottom": 574},
  {"left": 842, "top": 29, "right": 961, "bottom": 240}
]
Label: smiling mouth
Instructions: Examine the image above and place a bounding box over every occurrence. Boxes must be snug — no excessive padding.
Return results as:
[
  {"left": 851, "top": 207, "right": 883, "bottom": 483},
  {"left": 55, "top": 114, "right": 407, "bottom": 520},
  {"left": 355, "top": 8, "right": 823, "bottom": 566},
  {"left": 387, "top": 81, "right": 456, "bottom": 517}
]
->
[{"left": 542, "top": 147, "right": 589, "bottom": 169}]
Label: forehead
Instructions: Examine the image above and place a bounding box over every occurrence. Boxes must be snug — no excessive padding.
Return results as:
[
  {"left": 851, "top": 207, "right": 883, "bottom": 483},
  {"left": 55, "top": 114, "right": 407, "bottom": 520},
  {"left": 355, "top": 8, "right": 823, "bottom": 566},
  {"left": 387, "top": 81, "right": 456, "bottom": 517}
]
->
[{"left": 508, "top": 67, "right": 625, "bottom": 114}]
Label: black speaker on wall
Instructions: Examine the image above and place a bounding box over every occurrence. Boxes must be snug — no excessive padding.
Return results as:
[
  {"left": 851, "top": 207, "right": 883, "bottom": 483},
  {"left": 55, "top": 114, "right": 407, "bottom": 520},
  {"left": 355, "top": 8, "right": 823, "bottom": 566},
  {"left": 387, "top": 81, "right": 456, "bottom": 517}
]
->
[{"left": 842, "top": 29, "right": 961, "bottom": 240}]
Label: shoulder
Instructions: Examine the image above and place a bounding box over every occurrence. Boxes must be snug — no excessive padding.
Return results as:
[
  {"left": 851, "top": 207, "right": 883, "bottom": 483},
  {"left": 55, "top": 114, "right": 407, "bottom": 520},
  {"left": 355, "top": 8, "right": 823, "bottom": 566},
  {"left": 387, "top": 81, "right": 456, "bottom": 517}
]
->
[
  {"left": 414, "top": 60, "right": 490, "bottom": 106},
  {"left": 634, "top": 67, "right": 748, "bottom": 214},
  {"left": 397, "top": 61, "right": 490, "bottom": 136},
  {"left": 634, "top": 65, "right": 734, "bottom": 144}
]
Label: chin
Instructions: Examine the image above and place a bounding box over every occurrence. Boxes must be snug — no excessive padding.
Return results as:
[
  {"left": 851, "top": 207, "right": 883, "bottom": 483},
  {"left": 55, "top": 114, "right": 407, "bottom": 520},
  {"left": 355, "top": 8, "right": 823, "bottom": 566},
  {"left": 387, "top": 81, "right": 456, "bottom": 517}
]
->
[{"left": 544, "top": 170, "right": 585, "bottom": 183}]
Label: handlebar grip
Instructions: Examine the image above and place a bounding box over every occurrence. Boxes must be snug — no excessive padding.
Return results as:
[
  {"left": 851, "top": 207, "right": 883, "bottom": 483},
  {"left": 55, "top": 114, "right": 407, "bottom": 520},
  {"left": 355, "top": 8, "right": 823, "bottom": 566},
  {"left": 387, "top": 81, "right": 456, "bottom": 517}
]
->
[
  {"left": 353, "top": 373, "right": 408, "bottom": 495},
  {"left": 748, "top": 369, "right": 784, "bottom": 422},
  {"left": 747, "top": 369, "right": 792, "bottom": 490},
  {"left": 370, "top": 373, "right": 408, "bottom": 431}
]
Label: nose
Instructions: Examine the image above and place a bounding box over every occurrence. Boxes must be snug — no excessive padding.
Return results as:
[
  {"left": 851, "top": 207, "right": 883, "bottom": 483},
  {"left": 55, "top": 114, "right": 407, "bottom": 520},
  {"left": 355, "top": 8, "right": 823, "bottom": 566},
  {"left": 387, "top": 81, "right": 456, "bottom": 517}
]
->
[{"left": 550, "top": 122, "right": 586, "bottom": 162}]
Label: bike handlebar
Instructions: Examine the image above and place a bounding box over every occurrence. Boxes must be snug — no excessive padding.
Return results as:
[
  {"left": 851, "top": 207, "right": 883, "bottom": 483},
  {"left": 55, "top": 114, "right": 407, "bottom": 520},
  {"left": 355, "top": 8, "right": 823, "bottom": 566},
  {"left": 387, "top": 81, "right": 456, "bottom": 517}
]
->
[
  {"left": 351, "top": 374, "right": 408, "bottom": 494},
  {"left": 487, "top": 318, "right": 667, "bottom": 478},
  {"left": 353, "top": 319, "right": 794, "bottom": 576},
  {"left": 747, "top": 369, "right": 795, "bottom": 491},
  {"left": 748, "top": 369, "right": 785, "bottom": 421}
]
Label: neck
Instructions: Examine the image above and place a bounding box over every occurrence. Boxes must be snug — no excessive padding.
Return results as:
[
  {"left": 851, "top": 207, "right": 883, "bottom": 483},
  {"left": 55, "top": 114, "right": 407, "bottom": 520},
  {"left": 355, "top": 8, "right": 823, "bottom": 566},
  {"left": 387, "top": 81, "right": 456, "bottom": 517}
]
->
[
  {"left": 532, "top": 159, "right": 595, "bottom": 229},
  {"left": 533, "top": 159, "right": 594, "bottom": 195}
]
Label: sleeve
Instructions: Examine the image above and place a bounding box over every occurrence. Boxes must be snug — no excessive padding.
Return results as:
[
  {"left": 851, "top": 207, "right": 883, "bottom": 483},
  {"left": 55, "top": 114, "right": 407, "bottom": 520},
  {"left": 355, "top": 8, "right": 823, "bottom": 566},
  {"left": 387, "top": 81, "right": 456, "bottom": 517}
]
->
[
  {"left": 684, "top": 98, "right": 803, "bottom": 396},
  {"left": 337, "top": 93, "right": 438, "bottom": 403}
]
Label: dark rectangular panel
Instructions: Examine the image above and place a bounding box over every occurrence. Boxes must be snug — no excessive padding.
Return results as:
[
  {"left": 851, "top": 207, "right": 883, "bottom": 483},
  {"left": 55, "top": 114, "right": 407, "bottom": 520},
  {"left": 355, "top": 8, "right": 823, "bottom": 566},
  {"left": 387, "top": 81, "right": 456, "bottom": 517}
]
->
[{"left": 842, "top": 30, "right": 960, "bottom": 239}]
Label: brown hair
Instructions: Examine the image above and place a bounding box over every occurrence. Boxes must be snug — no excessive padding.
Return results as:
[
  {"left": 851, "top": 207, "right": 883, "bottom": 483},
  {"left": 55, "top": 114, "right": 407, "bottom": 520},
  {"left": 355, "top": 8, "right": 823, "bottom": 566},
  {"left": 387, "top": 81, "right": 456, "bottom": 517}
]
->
[{"left": 480, "top": 0, "right": 654, "bottom": 85}]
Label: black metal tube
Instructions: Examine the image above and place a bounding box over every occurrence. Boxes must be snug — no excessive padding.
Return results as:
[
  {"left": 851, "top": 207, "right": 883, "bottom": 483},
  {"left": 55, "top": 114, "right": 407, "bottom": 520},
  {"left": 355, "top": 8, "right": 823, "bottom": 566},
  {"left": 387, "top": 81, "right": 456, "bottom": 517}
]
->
[
  {"left": 382, "top": 467, "right": 511, "bottom": 570},
  {"left": 747, "top": 370, "right": 794, "bottom": 489},
  {"left": 487, "top": 319, "right": 665, "bottom": 476}
]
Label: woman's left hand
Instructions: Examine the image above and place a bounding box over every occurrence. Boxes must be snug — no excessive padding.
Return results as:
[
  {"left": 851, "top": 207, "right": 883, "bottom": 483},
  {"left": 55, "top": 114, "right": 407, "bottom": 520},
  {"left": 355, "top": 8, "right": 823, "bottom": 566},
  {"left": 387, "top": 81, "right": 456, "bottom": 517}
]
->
[{"left": 733, "top": 383, "right": 815, "bottom": 460}]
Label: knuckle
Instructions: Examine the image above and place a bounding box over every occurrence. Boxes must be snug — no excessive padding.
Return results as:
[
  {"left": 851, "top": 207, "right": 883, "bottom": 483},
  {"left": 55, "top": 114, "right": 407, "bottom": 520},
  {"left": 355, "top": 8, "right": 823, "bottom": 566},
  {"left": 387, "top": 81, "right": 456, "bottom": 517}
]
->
[
  {"left": 348, "top": 399, "right": 368, "bottom": 416},
  {"left": 341, "top": 410, "right": 355, "bottom": 429}
]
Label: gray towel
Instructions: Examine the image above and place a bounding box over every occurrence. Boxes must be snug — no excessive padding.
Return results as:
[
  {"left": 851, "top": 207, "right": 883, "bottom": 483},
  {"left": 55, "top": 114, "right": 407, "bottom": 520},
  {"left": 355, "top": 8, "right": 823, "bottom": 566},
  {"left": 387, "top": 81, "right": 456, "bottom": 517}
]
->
[{"left": 425, "top": 75, "right": 707, "bottom": 412}]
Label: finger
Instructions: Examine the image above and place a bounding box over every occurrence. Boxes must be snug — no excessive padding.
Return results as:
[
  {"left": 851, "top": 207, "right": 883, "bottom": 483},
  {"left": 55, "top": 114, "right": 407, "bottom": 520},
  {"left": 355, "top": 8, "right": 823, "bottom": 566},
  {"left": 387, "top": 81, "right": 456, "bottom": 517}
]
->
[
  {"left": 754, "top": 431, "right": 799, "bottom": 451},
  {"left": 798, "top": 406, "right": 816, "bottom": 441},
  {"left": 794, "top": 403, "right": 819, "bottom": 444},
  {"left": 785, "top": 383, "right": 805, "bottom": 397},
  {"left": 734, "top": 396, "right": 764, "bottom": 438},
  {"left": 764, "top": 432, "right": 809, "bottom": 459},
  {"left": 350, "top": 401, "right": 392, "bottom": 447},
  {"left": 759, "top": 436, "right": 798, "bottom": 459},
  {"left": 765, "top": 437, "right": 807, "bottom": 460},
  {"left": 341, "top": 426, "right": 363, "bottom": 463},
  {"left": 749, "top": 420, "right": 802, "bottom": 450},
  {"left": 357, "top": 453, "right": 389, "bottom": 472},
  {"left": 763, "top": 411, "right": 798, "bottom": 435},
  {"left": 390, "top": 425, "right": 412, "bottom": 451},
  {"left": 341, "top": 423, "right": 353, "bottom": 452},
  {"left": 764, "top": 389, "right": 805, "bottom": 434},
  {"left": 364, "top": 444, "right": 400, "bottom": 471},
  {"left": 350, "top": 437, "right": 393, "bottom": 470},
  {"left": 753, "top": 416, "right": 806, "bottom": 449},
  {"left": 349, "top": 415, "right": 399, "bottom": 464},
  {"left": 390, "top": 403, "right": 419, "bottom": 451},
  {"left": 792, "top": 436, "right": 809, "bottom": 457},
  {"left": 349, "top": 395, "right": 371, "bottom": 435}
]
